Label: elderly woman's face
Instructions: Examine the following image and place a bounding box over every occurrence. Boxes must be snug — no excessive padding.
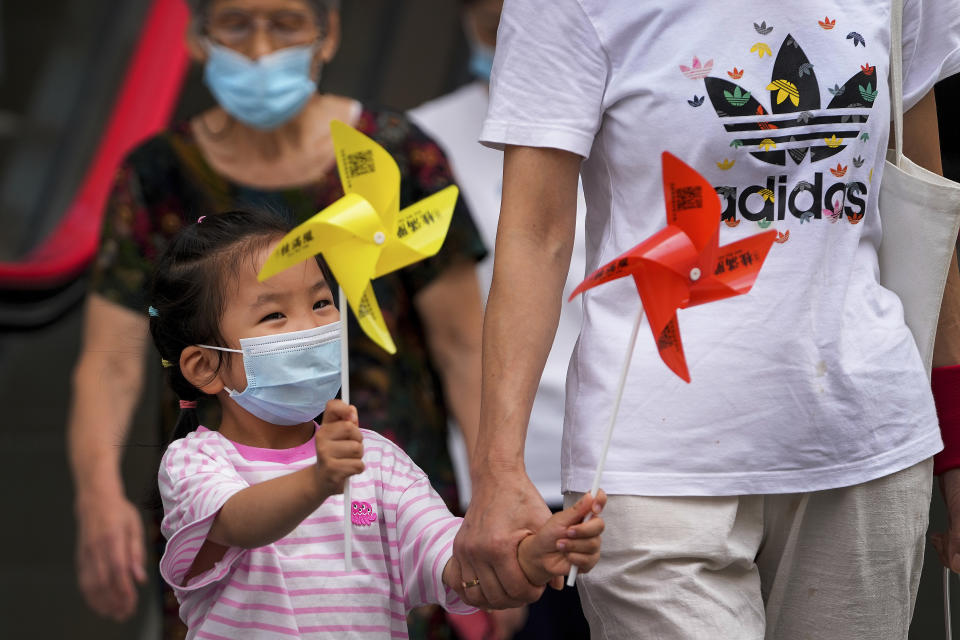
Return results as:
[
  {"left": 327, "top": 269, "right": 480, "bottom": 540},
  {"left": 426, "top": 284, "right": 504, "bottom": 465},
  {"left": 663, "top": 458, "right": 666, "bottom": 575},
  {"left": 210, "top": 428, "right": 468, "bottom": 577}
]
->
[{"left": 205, "top": 0, "right": 324, "bottom": 58}]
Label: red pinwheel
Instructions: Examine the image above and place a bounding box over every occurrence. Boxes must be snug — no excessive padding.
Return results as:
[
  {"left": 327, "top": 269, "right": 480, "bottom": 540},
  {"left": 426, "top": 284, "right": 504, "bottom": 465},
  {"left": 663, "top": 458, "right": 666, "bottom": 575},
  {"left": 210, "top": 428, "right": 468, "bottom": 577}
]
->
[
  {"left": 570, "top": 151, "right": 777, "bottom": 382},
  {"left": 565, "top": 151, "right": 777, "bottom": 585}
]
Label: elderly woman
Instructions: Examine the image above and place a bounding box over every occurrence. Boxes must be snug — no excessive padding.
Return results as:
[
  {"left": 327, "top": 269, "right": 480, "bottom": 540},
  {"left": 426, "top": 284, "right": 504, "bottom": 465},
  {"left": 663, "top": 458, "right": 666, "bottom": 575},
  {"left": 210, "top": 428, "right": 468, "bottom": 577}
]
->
[{"left": 67, "top": 0, "right": 485, "bottom": 630}]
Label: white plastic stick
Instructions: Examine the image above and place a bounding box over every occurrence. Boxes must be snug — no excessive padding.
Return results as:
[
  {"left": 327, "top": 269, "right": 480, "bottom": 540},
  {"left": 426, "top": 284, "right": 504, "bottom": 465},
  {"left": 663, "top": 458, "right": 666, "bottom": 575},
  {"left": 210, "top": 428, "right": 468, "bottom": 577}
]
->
[
  {"left": 340, "top": 287, "right": 353, "bottom": 572},
  {"left": 567, "top": 305, "right": 645, "bottom": 587},
  {"left": 946, "top": 567, "right": 952, "bottom": 640}
]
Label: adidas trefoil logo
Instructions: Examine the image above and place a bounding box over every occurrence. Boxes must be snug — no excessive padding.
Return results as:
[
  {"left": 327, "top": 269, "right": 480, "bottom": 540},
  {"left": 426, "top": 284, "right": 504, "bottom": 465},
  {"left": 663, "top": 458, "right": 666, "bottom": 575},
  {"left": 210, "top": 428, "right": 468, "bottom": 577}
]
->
[{"left": 704, "top": 34, "right": 877, "bottom": 167}]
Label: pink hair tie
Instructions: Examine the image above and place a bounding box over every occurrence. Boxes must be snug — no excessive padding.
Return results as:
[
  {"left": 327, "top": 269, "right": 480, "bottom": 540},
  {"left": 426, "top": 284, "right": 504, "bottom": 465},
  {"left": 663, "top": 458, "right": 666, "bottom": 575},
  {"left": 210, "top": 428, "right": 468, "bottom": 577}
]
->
[
  {"left": 179, "top": 400, "right": 198, "bottom": 410},
  {"left": 197, "top": 215, "right": 207, "bottom": 224}
]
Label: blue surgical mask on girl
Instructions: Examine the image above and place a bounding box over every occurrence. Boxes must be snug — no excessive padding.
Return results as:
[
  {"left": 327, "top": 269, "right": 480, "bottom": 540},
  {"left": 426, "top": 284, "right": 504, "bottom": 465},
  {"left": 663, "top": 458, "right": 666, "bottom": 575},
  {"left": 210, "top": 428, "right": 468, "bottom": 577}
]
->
[
  {"left": 203, "top": 40, "right": 320, "bottom": 130},
  {"left": 200, "top": 323, "right": 341, "bottom": 426}
]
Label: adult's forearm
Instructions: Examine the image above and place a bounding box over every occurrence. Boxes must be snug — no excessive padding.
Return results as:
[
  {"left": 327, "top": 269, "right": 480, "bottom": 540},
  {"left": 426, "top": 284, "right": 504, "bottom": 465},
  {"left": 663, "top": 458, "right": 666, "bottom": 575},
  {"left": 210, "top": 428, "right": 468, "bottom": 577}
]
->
[
  {"left": 934, "top": 251, "right": 960, "bottom": 368},
  {"left": 477, "top": 245, "right": 569, "bottom": 467},
  {"left": 474, "top": 146, "right": 581, "bottom": 474},
  {"left": 68, "top": 351, "right": 146, "bottom": 499}
]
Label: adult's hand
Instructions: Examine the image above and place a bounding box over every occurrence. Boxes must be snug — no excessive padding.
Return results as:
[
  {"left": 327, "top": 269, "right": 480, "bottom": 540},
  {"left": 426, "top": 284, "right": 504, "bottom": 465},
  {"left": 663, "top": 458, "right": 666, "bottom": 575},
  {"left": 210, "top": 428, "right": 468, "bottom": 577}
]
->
[
  {"left": 75, "top": 486, "right": 147, "bottom": 621},
  {"left": 933, "top": 469, "right": 960, "bottom": 572},
  {"left": 454, "top": 467, "right": 551, "bottom": 609}
]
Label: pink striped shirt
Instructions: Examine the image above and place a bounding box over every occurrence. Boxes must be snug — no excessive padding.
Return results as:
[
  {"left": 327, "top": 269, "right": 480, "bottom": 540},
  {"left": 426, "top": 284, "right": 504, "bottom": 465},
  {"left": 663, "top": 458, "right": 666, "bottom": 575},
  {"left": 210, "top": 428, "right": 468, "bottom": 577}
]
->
[{"left": 159, "top": 426, "right": 473, "bottom": 639}]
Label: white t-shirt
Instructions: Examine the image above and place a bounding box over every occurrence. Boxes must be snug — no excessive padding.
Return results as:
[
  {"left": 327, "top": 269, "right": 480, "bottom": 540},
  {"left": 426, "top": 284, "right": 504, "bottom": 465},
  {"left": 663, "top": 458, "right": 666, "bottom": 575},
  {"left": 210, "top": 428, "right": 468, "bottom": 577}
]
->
[
  {"left": 410, "top": 82, "right": 588, "bottom": 506},
  {"left": 482, "top": 0, "right": 960, "bottom": 496}
]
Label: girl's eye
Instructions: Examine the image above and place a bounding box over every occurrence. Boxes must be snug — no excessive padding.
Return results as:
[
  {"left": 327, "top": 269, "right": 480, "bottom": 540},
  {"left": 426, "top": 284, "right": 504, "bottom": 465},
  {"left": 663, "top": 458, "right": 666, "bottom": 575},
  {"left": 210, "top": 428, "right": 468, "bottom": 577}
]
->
[
  {"left": 259, "top": 311, "right": 284, "bottom": 323},
  {"left": 314, "top": 299, "right": 332, "bottom": 311}
]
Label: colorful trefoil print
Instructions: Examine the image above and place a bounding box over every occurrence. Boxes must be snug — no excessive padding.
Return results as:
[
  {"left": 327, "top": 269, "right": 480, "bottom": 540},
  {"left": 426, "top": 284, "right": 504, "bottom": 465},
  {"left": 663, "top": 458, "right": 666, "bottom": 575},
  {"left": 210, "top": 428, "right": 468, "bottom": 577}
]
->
[{"left": 683, "top": 17, "right": 880, "bottom": 232}]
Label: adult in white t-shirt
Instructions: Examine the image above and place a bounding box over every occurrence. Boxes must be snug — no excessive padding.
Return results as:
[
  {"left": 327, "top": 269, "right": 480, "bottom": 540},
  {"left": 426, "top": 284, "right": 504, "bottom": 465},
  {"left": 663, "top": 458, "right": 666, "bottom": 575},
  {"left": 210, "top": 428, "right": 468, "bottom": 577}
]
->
[
  {"left": 451, "top": 1, "right": 960, "bottom": 637},
  {"left": 409, "top": 54, "right": 586, "bottom": 514},
  {"left": 410, "top": 3, "right": 591, "bottom": 638}
]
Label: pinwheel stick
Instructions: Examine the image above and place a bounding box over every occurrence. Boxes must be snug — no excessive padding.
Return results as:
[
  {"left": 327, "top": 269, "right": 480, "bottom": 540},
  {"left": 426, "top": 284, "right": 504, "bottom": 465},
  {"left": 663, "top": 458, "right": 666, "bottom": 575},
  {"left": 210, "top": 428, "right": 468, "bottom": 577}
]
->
[
  {"left": 945, "top": 567, "right": 953, "bottom": 640},
  {"left": 340, "top": 287, "right": 354, "bottom": 572},
  {"left": 567, "top": 304, "right": 645, "bottom": 587}
]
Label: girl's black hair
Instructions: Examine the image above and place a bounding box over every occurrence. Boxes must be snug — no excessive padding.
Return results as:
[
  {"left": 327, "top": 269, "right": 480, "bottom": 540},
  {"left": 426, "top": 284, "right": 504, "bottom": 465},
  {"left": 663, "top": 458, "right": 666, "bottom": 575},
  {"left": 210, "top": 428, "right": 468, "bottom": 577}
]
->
[{"left": 148, "top": 208, "right": 329, "bottom": 442}]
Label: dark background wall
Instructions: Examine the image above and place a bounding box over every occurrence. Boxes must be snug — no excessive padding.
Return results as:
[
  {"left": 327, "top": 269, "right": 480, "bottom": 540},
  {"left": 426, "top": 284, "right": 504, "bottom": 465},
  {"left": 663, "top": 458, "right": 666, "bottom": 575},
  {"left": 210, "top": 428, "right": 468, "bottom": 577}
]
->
[{"left": 0, "top": 0, "right": 958, "bottom": 637}]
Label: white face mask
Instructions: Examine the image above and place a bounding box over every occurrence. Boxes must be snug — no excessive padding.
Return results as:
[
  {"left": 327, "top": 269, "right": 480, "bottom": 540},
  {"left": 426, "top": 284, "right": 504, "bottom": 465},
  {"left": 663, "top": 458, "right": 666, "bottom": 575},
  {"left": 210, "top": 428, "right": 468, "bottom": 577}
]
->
[{"left": 200, "top": 322, "right": 341, "bottom": 425}]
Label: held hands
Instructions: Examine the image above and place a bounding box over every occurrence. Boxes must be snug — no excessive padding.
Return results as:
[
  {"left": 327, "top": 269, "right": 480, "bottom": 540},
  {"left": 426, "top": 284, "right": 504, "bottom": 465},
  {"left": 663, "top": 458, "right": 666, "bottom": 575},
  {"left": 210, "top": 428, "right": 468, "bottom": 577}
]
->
[
  {"left": 518, "top": 490, "right": 607, "bottom": 588},
  {"left": 454, "top": 468, "right": 553, "bottom": 608},
  {"left": 314, "top": 399, "right": 365, "bottom": 498},
  {"left": 445, "top": 491, "right": 607, "bottom": 609}
]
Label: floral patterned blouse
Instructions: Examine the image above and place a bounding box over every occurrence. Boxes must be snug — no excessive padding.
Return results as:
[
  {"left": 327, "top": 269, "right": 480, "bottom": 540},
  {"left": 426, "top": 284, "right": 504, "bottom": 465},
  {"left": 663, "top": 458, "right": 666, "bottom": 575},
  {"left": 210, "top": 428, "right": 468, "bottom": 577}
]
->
[{"left": 91, "top": 106, "right": 487, "bottom": 511}]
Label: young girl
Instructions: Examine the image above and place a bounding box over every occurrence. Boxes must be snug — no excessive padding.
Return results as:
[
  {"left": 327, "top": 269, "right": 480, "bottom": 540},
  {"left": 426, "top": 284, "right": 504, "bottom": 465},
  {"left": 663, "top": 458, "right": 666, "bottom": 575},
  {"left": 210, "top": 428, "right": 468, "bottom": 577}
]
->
[{"left": 148, "top": 209, "right": 606, "bottom": 638}]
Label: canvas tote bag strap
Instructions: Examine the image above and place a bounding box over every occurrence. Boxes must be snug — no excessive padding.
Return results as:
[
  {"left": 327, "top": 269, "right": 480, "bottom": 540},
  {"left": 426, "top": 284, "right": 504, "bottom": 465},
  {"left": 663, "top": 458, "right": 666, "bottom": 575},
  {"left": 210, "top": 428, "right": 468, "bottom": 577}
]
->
[
  {"left": 890, "top": 0, "right": 905, "bottom": 167},
  {"left": 889, "top": 8, "right": 956, "bottom": 632}
]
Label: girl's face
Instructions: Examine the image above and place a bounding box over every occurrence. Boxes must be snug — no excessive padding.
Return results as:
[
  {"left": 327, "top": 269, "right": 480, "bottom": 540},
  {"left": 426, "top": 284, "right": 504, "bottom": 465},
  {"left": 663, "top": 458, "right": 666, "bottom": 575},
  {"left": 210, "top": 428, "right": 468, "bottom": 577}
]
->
[{"left": 217, "top": 239, "right": 339, "bottom": 391}]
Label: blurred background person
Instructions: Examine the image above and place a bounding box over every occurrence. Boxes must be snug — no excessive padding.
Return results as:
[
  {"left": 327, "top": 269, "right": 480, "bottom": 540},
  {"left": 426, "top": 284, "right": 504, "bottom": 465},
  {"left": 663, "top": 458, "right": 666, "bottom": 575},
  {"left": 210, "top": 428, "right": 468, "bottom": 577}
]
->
[
  {"left": 409, "top": 1, "right": 590, "bottom": 638},
  {"left": 66, "top": 0, "right": 485, "bottom": 637}
]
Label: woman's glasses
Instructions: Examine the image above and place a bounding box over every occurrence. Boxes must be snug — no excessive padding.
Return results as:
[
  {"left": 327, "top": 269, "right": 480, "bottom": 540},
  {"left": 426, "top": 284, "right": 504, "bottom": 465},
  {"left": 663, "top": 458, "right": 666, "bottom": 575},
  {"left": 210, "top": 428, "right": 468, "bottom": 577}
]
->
[{"left": 207, "top": 9, "right": 321, "bottom": 48}]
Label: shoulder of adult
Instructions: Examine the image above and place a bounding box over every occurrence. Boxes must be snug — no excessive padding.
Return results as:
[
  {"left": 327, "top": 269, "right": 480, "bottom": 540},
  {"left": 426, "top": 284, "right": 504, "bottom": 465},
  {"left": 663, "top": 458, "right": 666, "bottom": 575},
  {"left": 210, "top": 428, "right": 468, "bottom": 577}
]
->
[
  {"left": 356, "top": 103, "right": 455, "bottom": 159},
  {"left": 115, "top": 121, "right": 196, "bottom": 201},
  {"left": 354, "top": 104, "right": 414, "bottom": 151}
]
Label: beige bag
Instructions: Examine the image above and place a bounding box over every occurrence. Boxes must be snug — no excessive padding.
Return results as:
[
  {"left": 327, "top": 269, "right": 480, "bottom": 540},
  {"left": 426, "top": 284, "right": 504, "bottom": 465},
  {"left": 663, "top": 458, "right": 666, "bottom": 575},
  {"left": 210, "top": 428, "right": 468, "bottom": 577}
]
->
[{"left": 878, "top": 0, "right": 960, "bottom": 376}]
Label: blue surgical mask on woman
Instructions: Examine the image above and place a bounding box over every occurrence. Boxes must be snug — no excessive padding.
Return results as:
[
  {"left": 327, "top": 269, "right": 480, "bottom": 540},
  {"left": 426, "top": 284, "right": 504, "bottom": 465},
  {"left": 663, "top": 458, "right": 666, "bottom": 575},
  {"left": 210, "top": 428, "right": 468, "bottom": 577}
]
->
[
  {"left": 200, "top": 322, "right": 341, "bottom": 425},
  {"left": 203, "top": 40, "right": 320, "bottom": 130}
]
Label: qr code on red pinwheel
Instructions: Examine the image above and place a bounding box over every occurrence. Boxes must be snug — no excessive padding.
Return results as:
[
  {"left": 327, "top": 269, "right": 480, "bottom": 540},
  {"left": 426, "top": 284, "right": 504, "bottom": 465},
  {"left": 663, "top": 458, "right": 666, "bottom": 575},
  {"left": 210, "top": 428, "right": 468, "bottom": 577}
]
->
[{"left": 675, "top": 186, "right": 703, "bottom": 211}]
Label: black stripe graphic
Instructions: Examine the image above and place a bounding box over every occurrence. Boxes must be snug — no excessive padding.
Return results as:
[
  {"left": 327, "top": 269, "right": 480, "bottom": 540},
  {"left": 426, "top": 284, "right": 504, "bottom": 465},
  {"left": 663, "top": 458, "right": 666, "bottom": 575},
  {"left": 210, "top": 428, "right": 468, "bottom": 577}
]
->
[
  {"left": 723, "top": 114, "right": 869, "bottom": 132},
  {"left": 735, "top": 130, "right": 862, "bottom": 146}
]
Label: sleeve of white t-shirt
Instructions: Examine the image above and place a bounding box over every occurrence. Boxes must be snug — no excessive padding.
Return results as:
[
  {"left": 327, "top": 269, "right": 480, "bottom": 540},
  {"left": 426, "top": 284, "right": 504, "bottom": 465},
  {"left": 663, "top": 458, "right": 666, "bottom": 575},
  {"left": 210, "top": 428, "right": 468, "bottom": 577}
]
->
[
  {"left": 901, "top": 0, "right": 960, "bottom": 110},
  {"left": 157, "top": 433, "right": 249, "bottom": 593},
  {"left": 480, "top": 0, "right": 608, "bottom": 157}
]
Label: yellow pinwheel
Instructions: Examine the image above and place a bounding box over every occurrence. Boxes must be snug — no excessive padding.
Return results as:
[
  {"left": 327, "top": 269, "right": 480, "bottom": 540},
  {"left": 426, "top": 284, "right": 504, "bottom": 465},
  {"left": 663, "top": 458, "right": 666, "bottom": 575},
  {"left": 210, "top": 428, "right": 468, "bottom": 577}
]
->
[{"left": 257, "top": 120, "right": 459, "bottom": 354}]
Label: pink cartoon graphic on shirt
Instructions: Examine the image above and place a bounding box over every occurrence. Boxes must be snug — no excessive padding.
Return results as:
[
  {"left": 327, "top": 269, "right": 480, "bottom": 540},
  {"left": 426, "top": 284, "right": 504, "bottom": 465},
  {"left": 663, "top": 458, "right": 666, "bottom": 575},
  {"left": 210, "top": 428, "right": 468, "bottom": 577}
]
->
[{"left": 351, "top": 500, "right": 378, "bottom": 526}]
